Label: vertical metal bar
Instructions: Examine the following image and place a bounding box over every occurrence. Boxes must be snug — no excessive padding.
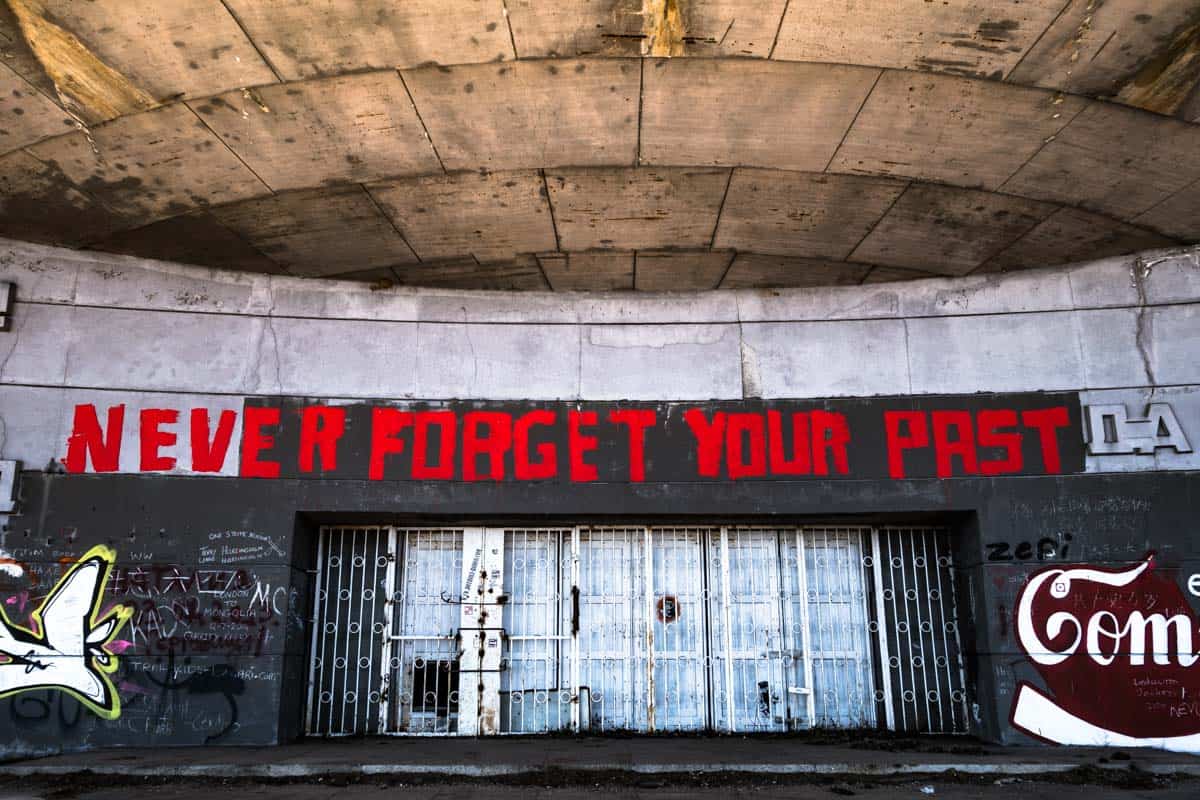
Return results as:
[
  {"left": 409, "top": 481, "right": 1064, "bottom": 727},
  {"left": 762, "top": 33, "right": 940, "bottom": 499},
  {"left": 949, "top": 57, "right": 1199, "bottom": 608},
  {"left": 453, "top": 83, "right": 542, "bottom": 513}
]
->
[
  {"left": 571, "top": 526, "right": 581, "bottom": 732},
  {"left": 796, "top": 529, "right": 815, "bottom": 727},
  {"left": 305, "top": 528, "right": 327, "bottom": 735},
  {"left": 720, "top": 526, "right": 735, "bottom": 732},
  {"left": 644, "top": 527, "right": 655, "bottom": 732},
  {"left": 856, "top": 528, "right": 875, "bottom": 727},
  {"left": 916, "top": 530, "right": 942, "bottom": 732},
  {"left": 378, "top": 527, "right": 398, "bottom": 733},
  {"left": 869, "top": 527, "right": 895, "bottom": 731}
]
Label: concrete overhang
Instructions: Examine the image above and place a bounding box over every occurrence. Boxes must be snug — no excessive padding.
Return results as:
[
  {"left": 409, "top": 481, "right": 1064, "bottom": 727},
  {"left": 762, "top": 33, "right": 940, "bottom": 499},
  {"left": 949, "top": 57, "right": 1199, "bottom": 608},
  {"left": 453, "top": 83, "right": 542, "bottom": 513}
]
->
[{"left": 0, "top": 0, "right": 1196, "bottom": 290}]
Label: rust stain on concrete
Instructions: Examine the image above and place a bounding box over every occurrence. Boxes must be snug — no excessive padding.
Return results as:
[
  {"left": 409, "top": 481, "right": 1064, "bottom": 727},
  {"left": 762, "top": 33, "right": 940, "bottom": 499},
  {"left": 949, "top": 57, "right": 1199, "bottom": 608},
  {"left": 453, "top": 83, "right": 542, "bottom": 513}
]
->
[
  {"left": 644, "top": 0, "right": 685, "bottom": 57},
  {"left": 1116, "top": 15, "right": 1200, "bottom": 117},
  {"left": 5, "top": 0, "right": 155, "bottom": 122}
]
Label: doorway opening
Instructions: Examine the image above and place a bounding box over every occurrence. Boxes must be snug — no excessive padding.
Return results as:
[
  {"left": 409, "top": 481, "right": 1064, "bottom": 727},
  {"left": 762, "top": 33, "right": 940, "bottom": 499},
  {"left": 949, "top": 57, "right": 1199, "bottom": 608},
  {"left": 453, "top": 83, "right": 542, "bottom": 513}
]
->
[{"left": 305, "top": 525, "right": 968, "bottom": 736}]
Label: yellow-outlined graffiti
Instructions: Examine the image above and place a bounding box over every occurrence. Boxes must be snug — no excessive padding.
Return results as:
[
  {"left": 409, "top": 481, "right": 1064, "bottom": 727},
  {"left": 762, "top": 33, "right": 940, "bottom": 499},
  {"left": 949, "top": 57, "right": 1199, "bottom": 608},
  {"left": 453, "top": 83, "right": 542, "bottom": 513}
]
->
[{"left": 0, "top": 545, "right": 132, "bottom": 719}]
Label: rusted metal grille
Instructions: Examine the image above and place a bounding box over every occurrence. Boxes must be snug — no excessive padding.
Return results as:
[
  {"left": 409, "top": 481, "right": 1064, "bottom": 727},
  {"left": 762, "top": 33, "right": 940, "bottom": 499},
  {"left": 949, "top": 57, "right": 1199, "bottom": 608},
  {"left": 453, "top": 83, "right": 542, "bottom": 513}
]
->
[{"left": 307, "top": 524, "right": 967, "bottom": 736}]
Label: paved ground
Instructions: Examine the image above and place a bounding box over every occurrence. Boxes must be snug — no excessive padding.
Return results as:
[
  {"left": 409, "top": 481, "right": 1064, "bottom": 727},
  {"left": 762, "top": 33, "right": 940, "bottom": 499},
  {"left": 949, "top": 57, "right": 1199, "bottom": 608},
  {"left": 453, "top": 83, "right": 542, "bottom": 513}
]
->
[
  {"left": 4, "top": 735, "right": 1200, "bottom": 778},
  {"left": 2, "top": 736, "right": 1199, "bottom": 798},
  {"left": 1, "top": 777, "right": 1198, "bottom": 800}
]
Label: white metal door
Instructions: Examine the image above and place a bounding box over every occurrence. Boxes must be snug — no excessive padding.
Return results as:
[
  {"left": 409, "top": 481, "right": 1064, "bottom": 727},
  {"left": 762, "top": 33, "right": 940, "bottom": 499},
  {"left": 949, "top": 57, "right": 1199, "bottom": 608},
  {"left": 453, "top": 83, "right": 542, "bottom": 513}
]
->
[{"left": 500, "top": 528, "right": 574, "bottom": 733}]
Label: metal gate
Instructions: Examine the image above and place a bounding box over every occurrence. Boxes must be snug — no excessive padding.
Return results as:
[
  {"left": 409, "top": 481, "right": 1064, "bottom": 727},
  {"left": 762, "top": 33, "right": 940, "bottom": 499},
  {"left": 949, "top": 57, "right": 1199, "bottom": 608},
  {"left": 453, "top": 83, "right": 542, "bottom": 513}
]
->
[{"left": 306, "top": 525, "right": 969, "bottom": 736}]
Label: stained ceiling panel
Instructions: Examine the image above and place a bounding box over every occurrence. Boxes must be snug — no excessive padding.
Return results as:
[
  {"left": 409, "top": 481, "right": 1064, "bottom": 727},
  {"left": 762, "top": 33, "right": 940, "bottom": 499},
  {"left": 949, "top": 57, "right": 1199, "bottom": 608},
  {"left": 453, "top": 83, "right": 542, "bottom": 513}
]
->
[
  {"left": 539, "top": 250, "right": 634, "bottom": 290},
  {"left": 546, "top": 166, "right": 729, "bottom": 251},
  {"left": 211, "top": 186, "right": 417, "bottom": 277},
  {"left": 391, "top": 256, "right": 550, "bottom": 291},
  {"left": 90, "top": 212, "right": 284, "bottom": 274},
  {"left": 1007, "top": 0, "right": 1200, "bottom": 112},
  {"left": 0, "top": 65, "right": 72, "bottom": 152},
  {"left": 15, "top": 0, "right": 276, "bottom": 107},
  {"left": 719, "top": 254, "right": 873, "bottom": 289},
  {"left": 193, "top": 72, "right": 442, "bottom": 191},
  {"left": 26, "top": 103, "right": 269, "bottom": 223},
  {"left": 714, "top": 170, "right": 906, "bottom": 259},
  {"left": 0, "top": 149, "right": 130, "bottom": 245},
  {"left": 634, "top": 250, "right": 733, "bottom": 291},
  {"left": 772, "top": 0, "right": 1064, "bottom": 80},
  {"left": 981, "top": 207, "right": 1176, "bottom": 273},
  {"left": 505, "top": 0, "right": 787, "bottom": 59},
  {"left": 370, "top": 170, "right": 557, "bottom": 262},
  {"left": 224, "top": 0, "right": 514, "bottom": 79},
  {"left": 1002, "top": 102, "right": 1200, "bottom": 219},
  {"left": 402, "top": 59, "right": 640, "bottom": 171},
  {"left": 850, "top": 184, "right": 1056, "bottom": 275},
  {"left": 829, "top": 70, "right": 1086, "bottom": 190},
  {"left": 640, "top": 59, "right": 880, "bottom": 171}
]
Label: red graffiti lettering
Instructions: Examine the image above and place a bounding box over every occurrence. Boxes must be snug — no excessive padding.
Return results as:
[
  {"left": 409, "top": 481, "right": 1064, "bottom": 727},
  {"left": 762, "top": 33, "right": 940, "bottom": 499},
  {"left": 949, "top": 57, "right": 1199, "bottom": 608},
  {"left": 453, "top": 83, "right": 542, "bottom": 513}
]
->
[
  {"left": 190, "top": 409, "right": 236, "bottom": 473},
  {"left": 463, "top": 411, "right": 511, "bottom": 481},
  {"left": 412, "top": 410, "right": 456, "bottom": 480},
  {"left": 240, "top": 407, "right": 281, "bottom": 479},
  {"left": 299, "top": 406, "right": 345, "bottom": 473},
  {"left": 514, "top": 410, "right": 557, "bottom": 480},
  {"left": 64, "top": 404, "right": 124, "bottom": 473},
  {"left": 368, "top": 408, "right": 412, "bottom": 481},
  {"left": 139, "top": 408, "right": 179, "bottom": 471},
  {"left": 608, "top": 409, "right": 655, "bottom": 482}
]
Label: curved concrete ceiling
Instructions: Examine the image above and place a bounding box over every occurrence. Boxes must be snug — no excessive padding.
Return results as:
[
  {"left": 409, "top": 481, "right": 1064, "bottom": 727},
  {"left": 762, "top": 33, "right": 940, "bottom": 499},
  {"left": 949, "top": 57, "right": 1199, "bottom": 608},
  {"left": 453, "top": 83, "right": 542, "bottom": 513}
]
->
[{"left": 0, "top": 1, "right": 1197, "bottom": 290}]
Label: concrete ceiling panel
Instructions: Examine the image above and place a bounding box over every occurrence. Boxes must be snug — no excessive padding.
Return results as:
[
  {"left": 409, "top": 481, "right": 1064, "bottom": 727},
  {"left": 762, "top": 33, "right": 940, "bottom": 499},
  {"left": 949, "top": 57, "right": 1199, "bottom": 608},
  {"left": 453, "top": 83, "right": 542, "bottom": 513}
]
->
[
  {"left": 772, "top": 0, "right": 1064, "bottom": 80},
  {"left": 369, "top": 170, "right": 556, "bottom": 262},
  {"left": 850, "top": 184, "right": 1056, "bottom": 275},
  {"left": 539, "top": 250, "right": 634, "bottom": 290},
  {"left": 640, "top": 59, "right": 880, "bottom": 171},
  {"left": 829, "top": 70, "right": 1086, "bottom": 190},
  {"left": 0, "top": 149, "right": 129, "bottom": 245},
  {"left": 546, "top": 166, "right": 729, "bottom": 251},
  {"left": 719, "top": 254, "right": 872, "bottom": 289},
  {"left": 1137, "top": 178, "right": 1200, "bottom": 240},
  {"left": 369, "top": 170, "right": 552, "bottom": 261},
  {"left": 0, "top": 4, "right": 58, "bottom": 98},
  {"left": 211, "top": 186, "right": 417, "bottom": 276},
  {"left": 26, "top": 104, "right": 269, "bottom": 222},
  {"left": 713, "top": 170, "right": 906, "bottom": 259},
  {"left": 981, "top": 207, "right": 1177, "bottom": 273},
  {"left": 224, "top": 0, "right": 514, "bottom": 79},
  {"left": 1007, "top": 1, "right": 1200, "bottom": 104},
  {"left": 402, "top": 59, "right": 639, "bottom": 171},
  {"left": 634, "top": 250, "right": 733, "bottom": 291},
  {"left": 24, "top": 0, "right": 277, "bottom": 103},
  {"left": 1002, "top": 102, "right": 1200, "bottom": 219},
  {"left": 391, "top": 255, "right": 551, "bottom": 291},
  {"left": 192, "top": 72, "right": 442, "bottom": 191},
  {"left": 0, "top": 65, "right": 73, "bottom": 152},
  {"left": 506, "top": 0, "right": 787, "bottom": 59},
  {"left": 88, "top": 212, "right": 284, "bottom": 274},
  {"left": 863, "top": 266, "right": 940, "bottom": 284}
]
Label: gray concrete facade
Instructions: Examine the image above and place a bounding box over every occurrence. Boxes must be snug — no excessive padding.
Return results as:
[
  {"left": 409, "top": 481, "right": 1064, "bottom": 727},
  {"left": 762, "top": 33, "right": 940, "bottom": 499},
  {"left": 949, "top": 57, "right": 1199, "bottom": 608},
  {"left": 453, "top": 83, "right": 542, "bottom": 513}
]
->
[{"left": 0, "top": 239, "right": 1198, "bottom": 758}]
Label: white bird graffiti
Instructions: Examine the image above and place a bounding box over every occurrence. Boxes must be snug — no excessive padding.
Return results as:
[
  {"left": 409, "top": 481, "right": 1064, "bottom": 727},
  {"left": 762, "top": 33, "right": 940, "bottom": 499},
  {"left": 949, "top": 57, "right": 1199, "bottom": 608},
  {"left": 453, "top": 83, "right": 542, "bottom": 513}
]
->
[{"left": 0, "top": 545, "right": 132, "bottom": 719}]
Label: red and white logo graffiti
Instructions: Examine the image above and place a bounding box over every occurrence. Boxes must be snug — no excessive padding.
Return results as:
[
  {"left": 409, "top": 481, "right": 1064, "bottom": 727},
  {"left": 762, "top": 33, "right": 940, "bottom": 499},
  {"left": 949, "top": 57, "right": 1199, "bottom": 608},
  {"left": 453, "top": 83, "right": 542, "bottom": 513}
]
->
[{"left": 1012, "top": 553, "right": 1200, "bottom": 753}]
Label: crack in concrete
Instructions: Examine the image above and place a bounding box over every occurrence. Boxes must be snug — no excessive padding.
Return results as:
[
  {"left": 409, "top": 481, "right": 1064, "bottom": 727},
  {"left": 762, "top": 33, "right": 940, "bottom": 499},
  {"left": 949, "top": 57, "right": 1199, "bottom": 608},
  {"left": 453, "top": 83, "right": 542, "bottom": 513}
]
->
[
  {"left": 1130, "top": 255, "right": 1160, "bottom": 393},
  {"left": 462, "top": 307, "right": 479, "bottom": 394},
  {"left": 1128, "top": 248, "right": 1200, "bottom": 396}
]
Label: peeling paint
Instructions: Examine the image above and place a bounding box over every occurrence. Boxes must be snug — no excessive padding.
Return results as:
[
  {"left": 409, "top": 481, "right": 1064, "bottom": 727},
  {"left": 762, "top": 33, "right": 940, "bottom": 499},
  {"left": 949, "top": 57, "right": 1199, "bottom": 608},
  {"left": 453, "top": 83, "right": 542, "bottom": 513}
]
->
[
  {"left": 6, "top": 0, "right": 156, "bottom": 122},
  {"left": 643, "top": 0, "right": 685, "bottom": 57}
]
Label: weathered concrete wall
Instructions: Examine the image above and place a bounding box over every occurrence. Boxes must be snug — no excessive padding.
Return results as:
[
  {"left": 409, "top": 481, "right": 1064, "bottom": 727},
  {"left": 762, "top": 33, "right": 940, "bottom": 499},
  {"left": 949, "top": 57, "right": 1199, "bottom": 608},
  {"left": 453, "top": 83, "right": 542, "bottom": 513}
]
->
[{"left": 0, "top": 239, "right": 1198, "bottom": 756}]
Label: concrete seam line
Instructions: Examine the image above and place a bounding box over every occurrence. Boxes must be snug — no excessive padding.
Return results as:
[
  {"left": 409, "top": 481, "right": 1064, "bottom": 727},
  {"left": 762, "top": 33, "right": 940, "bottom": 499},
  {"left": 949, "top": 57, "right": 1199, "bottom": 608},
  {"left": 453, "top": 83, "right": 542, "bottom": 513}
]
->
[{"left": 9, "top": 297, "right": 1200, "bottom": 328}]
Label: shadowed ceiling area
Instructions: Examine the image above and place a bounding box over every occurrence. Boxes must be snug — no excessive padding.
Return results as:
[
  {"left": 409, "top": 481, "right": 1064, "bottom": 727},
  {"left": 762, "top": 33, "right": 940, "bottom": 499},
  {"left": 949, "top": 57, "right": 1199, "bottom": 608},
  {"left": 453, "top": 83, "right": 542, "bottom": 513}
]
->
[{"left": 0, "top": 1, "right": 1197, "bottom": 290}]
